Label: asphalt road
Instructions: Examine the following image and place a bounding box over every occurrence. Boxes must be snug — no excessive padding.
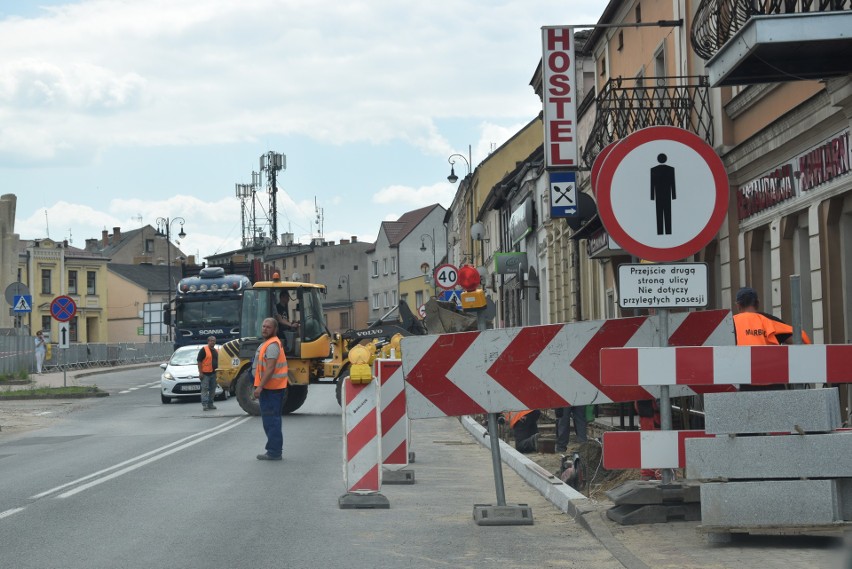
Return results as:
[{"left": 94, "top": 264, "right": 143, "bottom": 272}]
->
[{"left": 0, "top": 367, "right": 623, "bottom": 569}]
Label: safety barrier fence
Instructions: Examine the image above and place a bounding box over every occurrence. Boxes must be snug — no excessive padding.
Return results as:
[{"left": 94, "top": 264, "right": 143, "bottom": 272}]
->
[{"left": 0, "top": 336, "right": 172, "bottom": 376}]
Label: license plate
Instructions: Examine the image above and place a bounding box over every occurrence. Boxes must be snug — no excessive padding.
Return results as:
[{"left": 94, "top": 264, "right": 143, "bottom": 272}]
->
[{"left": 182, "top": 384, "right": 201, "bottom": 392}]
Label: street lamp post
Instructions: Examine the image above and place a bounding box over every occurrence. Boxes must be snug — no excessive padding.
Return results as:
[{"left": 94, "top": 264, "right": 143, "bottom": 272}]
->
[
  {"left": 338, "top": 275, "right": 351, "bottom": 331},
  {"left": 156, "top": 216, "right": 186, "bottom": 343},
  {"left": 447, "top": 145, "right": 472, "bottom": 183},
  {"left": 420, "top": 230, "right": 437, "bottom": 296}
]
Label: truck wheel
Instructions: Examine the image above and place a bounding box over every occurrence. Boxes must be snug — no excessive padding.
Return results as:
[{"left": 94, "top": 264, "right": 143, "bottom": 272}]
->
[
  {"left": 234, "top": 368, "right": 261, "bottom": 416},
  {"left": 282, "top": 384, "right": 308, "bottom": 414}
]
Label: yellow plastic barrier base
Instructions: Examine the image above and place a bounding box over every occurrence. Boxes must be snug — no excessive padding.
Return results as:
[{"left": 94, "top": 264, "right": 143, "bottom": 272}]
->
[{"left": 349, "top": 363, "right": 374, "bottom": 384}]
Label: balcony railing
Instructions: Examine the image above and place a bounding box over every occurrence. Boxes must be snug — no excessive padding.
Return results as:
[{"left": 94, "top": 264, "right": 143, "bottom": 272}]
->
[
  {"left": 692, "top": 0, "right": 852, "bottom": 61},
  {"left": 582, "top": 75, "right": 713, "bottom": 169}
]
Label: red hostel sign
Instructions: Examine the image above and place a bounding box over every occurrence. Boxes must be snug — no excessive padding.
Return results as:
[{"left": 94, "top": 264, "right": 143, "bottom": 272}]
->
[{"left": 542, "top": 26, "right": 577, "bottom": 168}]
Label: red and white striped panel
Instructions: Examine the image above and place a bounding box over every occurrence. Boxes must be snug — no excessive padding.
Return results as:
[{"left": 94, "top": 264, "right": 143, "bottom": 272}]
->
[
  {"left": 342, "top": 377, "right": 382, "bottom": 493},
  {"left": 375, "top": 359, "right": 409, "bottom": 470},
  {"left": 602, "top": 430, "right": 713, "bottom": 470},
  {"left": 400, "top": 310, "right": 734, "bottom": 419},
  {"left": 601, "top": 344, "right": 852, "bottom": 387}
]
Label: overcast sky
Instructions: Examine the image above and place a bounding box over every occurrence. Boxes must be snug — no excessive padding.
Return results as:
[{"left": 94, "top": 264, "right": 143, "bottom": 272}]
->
[{"left": 1, "top": 0, "right": 608, "bottom": 261}]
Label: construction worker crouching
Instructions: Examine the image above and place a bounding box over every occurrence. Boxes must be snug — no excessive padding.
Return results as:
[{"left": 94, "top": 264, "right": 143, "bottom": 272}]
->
[{"left": 504, "top": 410, "right": 541, "bottom": 453}]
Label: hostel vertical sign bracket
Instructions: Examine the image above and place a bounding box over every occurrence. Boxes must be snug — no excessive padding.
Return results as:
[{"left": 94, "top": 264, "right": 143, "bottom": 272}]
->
[{"left": 541, "top": 26, "right": 577, "bottom": 169}]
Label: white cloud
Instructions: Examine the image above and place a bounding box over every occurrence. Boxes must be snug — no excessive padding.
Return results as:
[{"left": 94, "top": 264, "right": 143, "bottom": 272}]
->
[
  {"left": 0, "top": 0, "right": 604, "bottom": 162},
  {"left": 3, "top": 0, "right": 611, "bottom": 259},
  {"left": 372, "top": 182, "right": 455, "bottom": 208}
]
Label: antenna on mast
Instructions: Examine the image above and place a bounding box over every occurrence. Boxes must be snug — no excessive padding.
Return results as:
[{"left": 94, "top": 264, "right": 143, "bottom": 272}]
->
[
  {"left": 44, "top": 209, "right": 50, "bottom": 238},
  {"left": 314, "top": 198, "right": 324, "bottom": 239}
]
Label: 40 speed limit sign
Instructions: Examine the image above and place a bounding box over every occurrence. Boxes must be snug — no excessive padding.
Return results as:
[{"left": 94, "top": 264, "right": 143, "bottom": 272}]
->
[{"left": 434, "top": 264, "right": 459, "bottom": 290}]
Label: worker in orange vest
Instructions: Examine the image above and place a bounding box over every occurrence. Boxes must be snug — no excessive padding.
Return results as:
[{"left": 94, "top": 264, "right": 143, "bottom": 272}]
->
[
  {"left": 196, "top": 335, "right": 219, "bottom": 411},
  {"left": 504, "top": 410, "right": 541, "bottom": 453},
  {"left": 253, "top": 317, "right": 289, "bottom": 461},
  {"left": 733, "top": 287, "right": 811, "bottom": 346}
]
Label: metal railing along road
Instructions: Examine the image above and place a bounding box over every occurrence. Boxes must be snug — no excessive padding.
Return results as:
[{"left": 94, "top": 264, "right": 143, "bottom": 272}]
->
[{"left": 0, "top": 336, "right": 173, "bottom": 376}]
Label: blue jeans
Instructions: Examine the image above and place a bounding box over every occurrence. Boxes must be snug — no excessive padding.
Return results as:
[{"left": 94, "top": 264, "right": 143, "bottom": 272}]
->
[
  {"left": 200, "top": 372, "right": 217, "bottom": 407},
  {"left": 259, "top": 388, "right": 287, "bottom": 458}
]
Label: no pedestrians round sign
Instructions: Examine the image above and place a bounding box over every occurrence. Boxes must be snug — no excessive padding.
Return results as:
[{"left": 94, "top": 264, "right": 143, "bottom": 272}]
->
[{"left": 595, "top": 126, "right": 728, "bottom": 262}]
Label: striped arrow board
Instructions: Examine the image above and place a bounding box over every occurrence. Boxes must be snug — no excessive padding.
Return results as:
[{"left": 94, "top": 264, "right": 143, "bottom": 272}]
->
[
  {"left": 601, "top": 344, "right": 852, "bottom": 386},
  {"left": 400, "top": 310, "right": 734, "bottom": 420}
]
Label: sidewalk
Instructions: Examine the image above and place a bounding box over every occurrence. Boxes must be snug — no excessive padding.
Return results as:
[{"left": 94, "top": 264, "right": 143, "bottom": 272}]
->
[
  {"left": 7, "top": 365, "right": 850, "bottom": 568},
  {"left": 7, "top": 363, "right": 158, "bottom": 390},
  {"left": 459, "top": 416, "right": 850, "bottom": 569}
]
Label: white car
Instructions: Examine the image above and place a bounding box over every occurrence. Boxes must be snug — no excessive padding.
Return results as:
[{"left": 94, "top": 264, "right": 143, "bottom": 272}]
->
[{"left": 160, "top": 345, "right": 225, "bottom": 404}]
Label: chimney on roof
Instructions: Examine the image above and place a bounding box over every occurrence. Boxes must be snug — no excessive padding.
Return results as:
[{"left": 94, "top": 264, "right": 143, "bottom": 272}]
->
[
  {"left": 340, "top": 239, "right": 350, "bottom": 245},
  {"left": 351, "top": 236, "right": 358, "bottom": 243},
  {"left": 85, "top": 238, "right": 98, "bottom": 250},
  {"left": 113, "top": 226, "right": 121, "bottom": 240},
  {"left": 102, "top": 230, "right": 109, "bottom": 248}
]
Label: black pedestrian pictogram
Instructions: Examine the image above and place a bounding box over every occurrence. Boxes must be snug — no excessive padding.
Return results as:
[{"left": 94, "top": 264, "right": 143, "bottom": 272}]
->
[{"left": 650, "top": 153, "right": 676, "bottom": 235}]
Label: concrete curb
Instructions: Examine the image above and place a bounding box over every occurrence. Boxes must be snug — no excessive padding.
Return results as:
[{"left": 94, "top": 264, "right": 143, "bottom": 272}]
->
[
  {"left": 459, "top": 415, "right": 651, "bottom": 569},
  {"left": 459, "top": 416, "right": 588, "bottom": 513}
]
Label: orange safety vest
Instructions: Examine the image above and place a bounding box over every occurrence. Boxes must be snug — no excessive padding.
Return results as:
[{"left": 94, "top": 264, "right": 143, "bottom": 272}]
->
[
  {"left": 734, "top": 312, "right": 812, "bottom": 346},
  {"left": 254, "top": 337, "right": 289, "bottom": 389},
  {"left": 506, "top": 410, "right": 533, "bottom": 429},
  {"left": 199, "top": 346, "right": 216, "bottom": 374}
]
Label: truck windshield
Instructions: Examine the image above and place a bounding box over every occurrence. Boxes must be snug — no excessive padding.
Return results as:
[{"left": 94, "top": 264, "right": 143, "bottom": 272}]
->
[{"left": 175, "top": 299, "right": 241, "bottom": 327}]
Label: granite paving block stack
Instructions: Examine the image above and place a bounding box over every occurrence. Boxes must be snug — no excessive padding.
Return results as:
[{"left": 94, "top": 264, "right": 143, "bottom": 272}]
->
[{"left": 686, "top": 388, "right": 852, "bottom": 534}]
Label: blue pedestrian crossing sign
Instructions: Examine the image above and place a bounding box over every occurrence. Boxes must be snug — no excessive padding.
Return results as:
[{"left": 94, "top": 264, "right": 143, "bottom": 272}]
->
[
  {"left": 550, "top": 171, "right": 578, "bottom": 217},
  {"left": 438, "top": 289, "right": 462, "bottom": 308},
  {"left": 13, "top": 295, "right": 32, "bottom": 313}
]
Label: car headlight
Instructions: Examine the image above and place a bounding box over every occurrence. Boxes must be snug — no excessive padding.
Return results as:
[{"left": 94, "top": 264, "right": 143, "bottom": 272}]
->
[{"left": 163, "top": 372, "right": 174, "bottom": 380}]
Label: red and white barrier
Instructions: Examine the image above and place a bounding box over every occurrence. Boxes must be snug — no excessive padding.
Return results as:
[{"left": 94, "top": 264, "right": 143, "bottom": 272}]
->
[
  {"left": 601, "top": 344, "right": 852, "bottom": 387},
  {"left": 602, "top": 430, "right": 713, "bottom": 470},
  {"left": 375, "top": 359, "right": 410, "bottom": 470},
  {"left": 341, "top": 377, "right": 381, "bottom": 493},
  {"left": 400, "top": 310, "right": 735, "bottom": 419}
]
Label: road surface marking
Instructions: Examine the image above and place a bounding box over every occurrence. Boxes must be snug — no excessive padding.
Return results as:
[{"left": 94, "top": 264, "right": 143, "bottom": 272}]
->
[{"left": 30, "top": 417, "right": 250, "bottom": 500}]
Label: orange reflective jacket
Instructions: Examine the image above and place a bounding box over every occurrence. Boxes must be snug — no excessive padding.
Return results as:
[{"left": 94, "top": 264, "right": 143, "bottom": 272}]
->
[
  {"left": 506, "top": 410, "right": 534, "bottom": 428},
  {"left": 254, "top": 337, "right": 289, "bottom": 389},
  {"left": 734, "top": 312, "right": 811, "bottom": 346},
  {"left": 199, "top": 346, "right": 216, "bottom": 374}
]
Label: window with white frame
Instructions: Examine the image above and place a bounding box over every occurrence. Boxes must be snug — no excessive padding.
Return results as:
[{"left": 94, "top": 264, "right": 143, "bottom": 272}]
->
[
  {"left": 41, "top": 269, "right": 51, "bottom": 294},
  {"left": 383, "top": 258, "right": 388, "bottom": 275},
  {"left": 383, "top": 291, "right": 389, "bottom": 307},
  {"left": 372, "top": 260, "right": 379, "bottom": 277},
  {"left": 68, "top": 270, "right": 78, "bottom": 295},
  {"left": 391, "top": 256, "right": 397, "bottom": 274},
  {"left": 372, "top": 293, "right": 380, "bottom": 309},
  {"left": 87, "top": 271, "right": 97, "bottom": 295}
]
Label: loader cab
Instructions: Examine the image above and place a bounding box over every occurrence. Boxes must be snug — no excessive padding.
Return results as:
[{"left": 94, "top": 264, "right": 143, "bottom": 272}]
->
[{"left": 239, "top": 281, "right": 331, "bottom": 361}]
